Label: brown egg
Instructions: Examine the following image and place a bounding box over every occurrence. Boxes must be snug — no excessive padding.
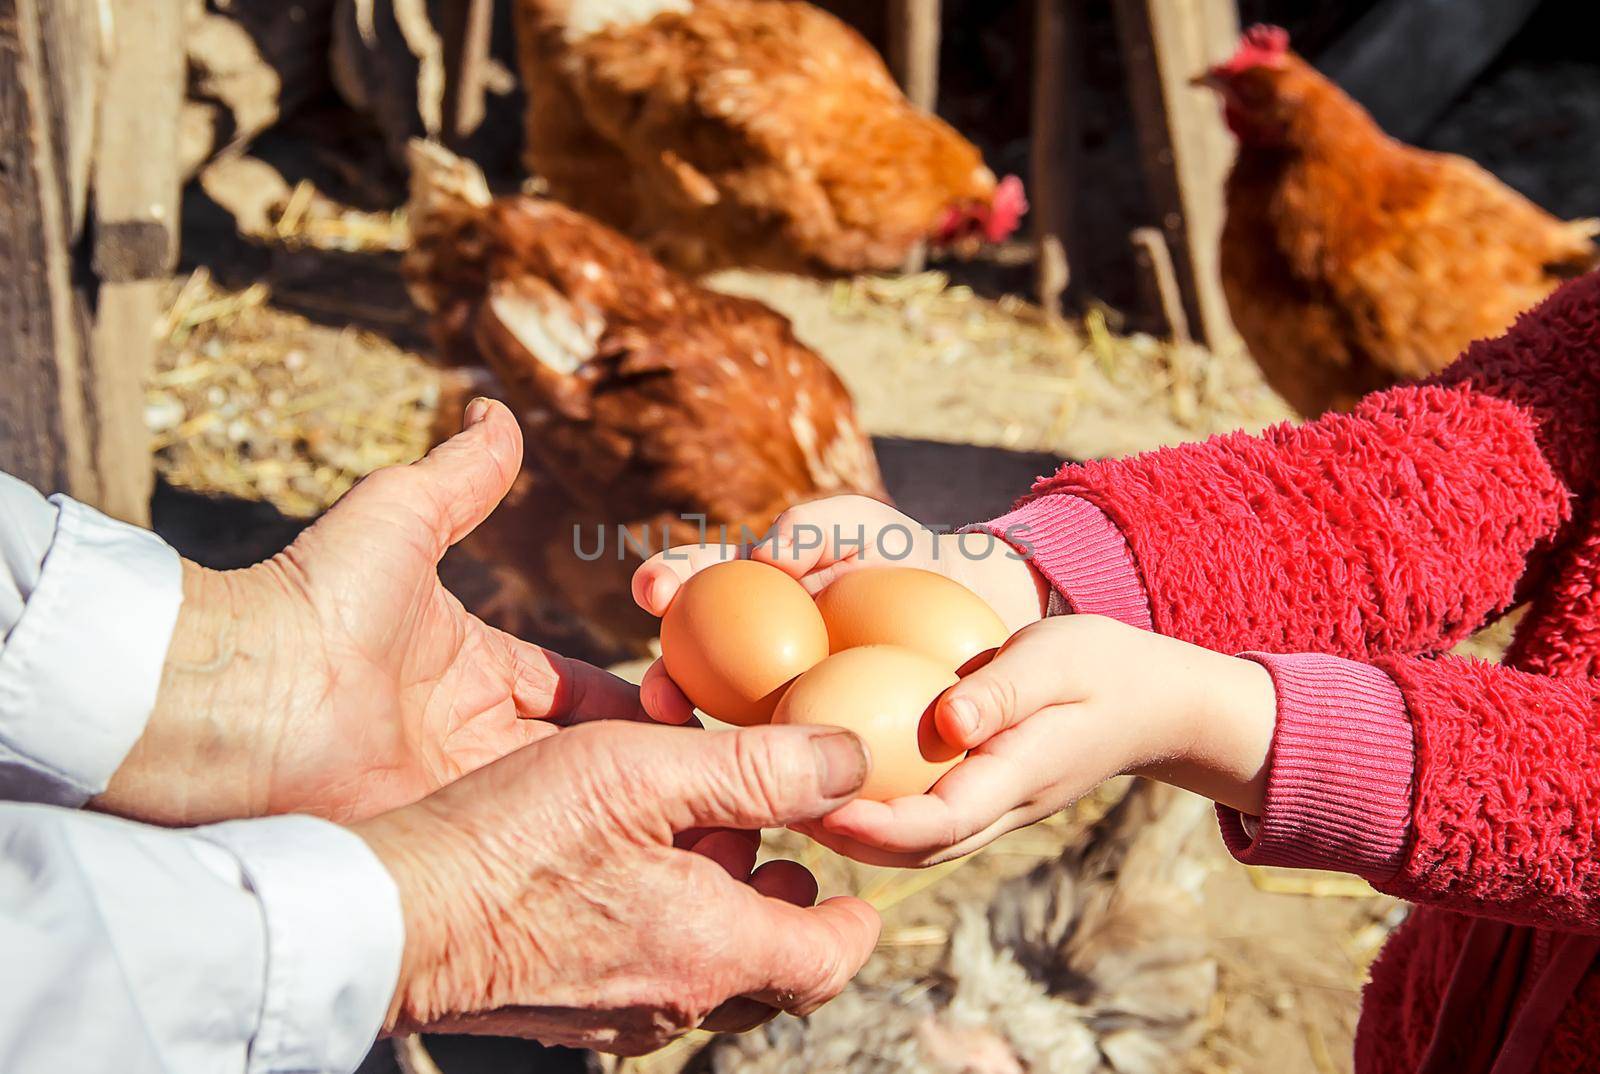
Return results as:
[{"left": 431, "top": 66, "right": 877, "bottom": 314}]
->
[
  {"left": 773, "top": 645, "right": 966, "bottom": 800},
  {"left": 660, "top": 559, "right": 829, "bottom": 726},
  {"left": 814, "top": 567, "right": 1008, "bottom": 671}
]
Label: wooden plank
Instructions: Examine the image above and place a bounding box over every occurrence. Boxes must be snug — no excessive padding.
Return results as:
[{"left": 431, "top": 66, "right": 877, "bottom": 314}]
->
[
  {"left": 94, "top": 0, "right": 183, "bottom": 283},
  {"left": 1032, "top": 0, "right": 1085, "bottom": 318},
  {"left": 0, "top": 0, "right": 98, "bottom": 504},
  {"left": 1112, "top": 0, "right": 1239, "bottom": 351},
  {"left": 1131, "top": 227, "right": 1191, "bottom": 345},
  {"left": 83, "top": 0, "right": 185, "bottom": 522},
  {"left": 1320, "top": 0, "right": 1541, "bottom": 142},
  {"left": 888, "top": 0, "right": 941, "bottom": 112},
  {"left": 0, "top": 0, "right": 163, "bottom": 522},
  {"left": 439, "top": 0, "right": 495, "bottom": 148},
  {"left": 31, "top": 0, "right": 101, "bottom": 239},
  {"left": 86, "top": 282, "right": 161, "bottom": 523},
  {"left": 888, "top": 0, "right": 940, "bottom": 273}
]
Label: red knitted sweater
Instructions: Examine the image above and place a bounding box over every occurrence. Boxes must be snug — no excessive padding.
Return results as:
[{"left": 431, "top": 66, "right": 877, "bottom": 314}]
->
[{"left": 980, "top": 272, "right": 1600, "bottom": 1074}]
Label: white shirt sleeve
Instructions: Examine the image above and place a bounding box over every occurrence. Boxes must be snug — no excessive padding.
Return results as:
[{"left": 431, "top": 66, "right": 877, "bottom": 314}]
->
[
  {"left": 0, "top": 805, "right": 403, "bottom": 1074},
  {"left": 0, "top": 472, "right": 184, "bottom": 805},
  {"left": 1, "top": 472, "right": 405, "bottom": 1072}
]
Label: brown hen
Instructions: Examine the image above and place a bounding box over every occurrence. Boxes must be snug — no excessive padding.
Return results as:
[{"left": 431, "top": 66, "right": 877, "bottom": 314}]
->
[
  {"left": 404, "top": 141, "right": 886, "bottom": 652},
  {"left": 1203, "top": 26, "right": 1598, "bottom": 417},
  {"left": 511, "top": 0, "right": 1025, "bottom": 276}
]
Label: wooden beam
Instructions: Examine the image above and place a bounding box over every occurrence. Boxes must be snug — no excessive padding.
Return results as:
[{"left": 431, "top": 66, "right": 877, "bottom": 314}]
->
[
  {"left": 888, "top": 0, "right": 941, "bottom": 112},
  {"left": 29, "top": 0, "right": 101, "bottom": 240},
  {"left": 1131, "top": 227, "right": 1191, "bottom": 345},
  {"left": 1032, "top": 0, "right": 1085, "bottom": 318},
  {"left": 889, "top": 0, "right": 940, "bottom": 273},
  {"left": 0, "top": 0, "right": 99, "bottom": 504},
  {"left": 0, "top": 0, "right": 175, "bottom": 523},
  {"left": 439, "top": 0, "right": 496, "bottom": 149},
  {"left": 1112, "top": 0, "right": 1239, "bottom": 351},
  {"left": 1320, "top": 0, "right": 1541, "bottom": 142},
  {"left": 95, "top": 0, "right": 183, "bottom": 284},
  {"left": 86, "top": 0, "right": 185, "bottom": 523}
]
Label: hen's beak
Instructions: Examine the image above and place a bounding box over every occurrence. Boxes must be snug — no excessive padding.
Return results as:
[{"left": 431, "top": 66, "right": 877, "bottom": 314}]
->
[{"left": 1191, "top": 69, "right": 1224, "bottom": 91}]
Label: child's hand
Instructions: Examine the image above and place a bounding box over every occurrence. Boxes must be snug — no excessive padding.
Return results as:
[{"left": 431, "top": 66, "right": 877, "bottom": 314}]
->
[
  {"left": 630, "top": 495, "right": 1050, "bottom": 723},
  {"left": 800, "top": 615, "right": 1278, "bottom": 868}
]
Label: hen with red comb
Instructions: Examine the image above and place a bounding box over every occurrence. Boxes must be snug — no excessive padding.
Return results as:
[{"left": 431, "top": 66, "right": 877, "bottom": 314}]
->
[
  {"left": 514, "top": 0, "right": 1023, "bottom": 276},
  {"left": 1198, "top": 20, "right": 1597, "bottom": 416},
  {"left": 1218, "top": 24, "right": 1290, "bottom": 74}
]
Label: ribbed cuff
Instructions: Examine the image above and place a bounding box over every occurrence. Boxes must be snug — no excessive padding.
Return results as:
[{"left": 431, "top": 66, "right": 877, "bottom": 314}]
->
[
  {"left": 1217, "top": 652, "right": 1415, "bottom": 884},
  {"left": 196, "top": 815, "right": 404, "bottom": 1074},
  {"left": 981, "top": 494, "right": 1152, "bottom": 630}
]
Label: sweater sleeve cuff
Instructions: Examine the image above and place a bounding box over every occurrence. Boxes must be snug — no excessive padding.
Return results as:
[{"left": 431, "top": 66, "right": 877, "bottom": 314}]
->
[
  {"left": 196, "top": 815, "right": 404, "bottom": 1074},
  {"left": 1217, "top": 652, "right": 1415, "bottom": 884},
  {"left": 980, "top": 494, "right": 1153, "bottom": 630}
]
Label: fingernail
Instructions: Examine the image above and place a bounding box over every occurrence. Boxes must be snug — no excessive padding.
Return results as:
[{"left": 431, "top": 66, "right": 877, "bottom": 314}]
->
[
  {"left": 945, "top": 697, "right": 979, "bottom": 741},
  {"left": 813, "top": 731, "right": 869, "bottom": 798},
  {"left": 464, "top": 397, "right": 491, "bottom": 427}
]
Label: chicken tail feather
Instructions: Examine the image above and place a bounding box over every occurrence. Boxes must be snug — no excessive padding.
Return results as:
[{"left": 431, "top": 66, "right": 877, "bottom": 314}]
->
[{"left": 1548, "top": 218, "right": 1600, "bottom": 279}]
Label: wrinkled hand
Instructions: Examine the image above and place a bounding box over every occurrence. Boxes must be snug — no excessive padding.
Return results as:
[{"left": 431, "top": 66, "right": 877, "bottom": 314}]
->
[
  {"left": 801, "top": 615, "right": 1278, "bottom": 867},
  {"left": 355, "top": 720, "right": 881, "bottom": 1053},
  {"left": 630, "top": 495, "right": 1049, "bottom": 723},
  {"left": 99, "top": 400, "right": 641, "bottom": 825}
]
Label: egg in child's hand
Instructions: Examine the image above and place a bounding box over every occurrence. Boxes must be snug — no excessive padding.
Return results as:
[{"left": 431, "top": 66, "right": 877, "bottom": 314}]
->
[
  {"left": 660, "top": 559, "right": 829, "bottom": 726},
  {"left": 773, "top": 645, "right": 966, "bottom": 800},
  {"left": 813, "top": 566, "right": 1007, "bottom": 670}
]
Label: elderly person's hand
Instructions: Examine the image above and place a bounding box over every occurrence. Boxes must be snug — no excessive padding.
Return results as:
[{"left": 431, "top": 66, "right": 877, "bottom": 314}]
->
[
  {"left": 97, "top": 399, "right": 641, "bottom": 825},
  {"left": 356, "top": 719, "right": 881, "bottom": 1053}
]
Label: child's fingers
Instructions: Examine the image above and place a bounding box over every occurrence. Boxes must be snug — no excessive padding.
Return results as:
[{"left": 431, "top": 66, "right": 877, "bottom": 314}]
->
[
  {"left": 640, "top": 659, "right": 698, "bottom": 724},
  {"left": 631, "top": 543, "right": 746, "bottom": 614},
  {"left": 748, "top": 495, "right": 909, "bottom": 578},
  {"left": 796, "top": 807, "right": 1035, "bottom": 869},
  {"left": 936, "top": 627, "right": 1083, "bottom": 748},
  {"left": 820, "top": 748, "right": 1034, "bottom": 854},
  {"left": 790, "top": 820, "right": 926, "bottom": 869}
]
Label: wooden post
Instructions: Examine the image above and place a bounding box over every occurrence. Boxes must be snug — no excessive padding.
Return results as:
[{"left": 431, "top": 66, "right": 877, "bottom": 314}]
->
[
  {"left": 1131, "top": 227, "right": 1192, "bottom": 345},
  {"left": 1, "top": 0, "right": 101, "bottom": 508},
  {"left": 1032, "top": 0, "right": 1084, "bottom": 318},
  {"left": 888, "top": 0, "right": 941, "bottom": 112},
  {"left": 888, "top": 0, "right": 940, "bottom": 274},
  {"left": 91, "top": 0, "right": 184, "bottom": 524},
  {"left": 0, "top": 0, "right": 181, "bottom": 524},
  {"left": 1112, "top": 0, "right": 1239, "bottom": 352},
  {"left": 439, "top": 0, "right": 496, "bottom": 149}
]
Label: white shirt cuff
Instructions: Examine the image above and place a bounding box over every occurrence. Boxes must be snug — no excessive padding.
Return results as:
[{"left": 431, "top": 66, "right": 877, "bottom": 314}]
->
[
  {"left": 196, "top": 815, "right": 404, "bottom": 1074},
  {"left": 0, "top": 497, "right": 183, "bottom": 805}
]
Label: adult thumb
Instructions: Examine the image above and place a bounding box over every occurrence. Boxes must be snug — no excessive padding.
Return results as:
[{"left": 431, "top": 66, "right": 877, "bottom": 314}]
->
[
  {"left": 320, "top": 397, "right": 524, "bottom": 560},
  {"left": 627, "top": 723, "right": 870, "bottom": 834}
]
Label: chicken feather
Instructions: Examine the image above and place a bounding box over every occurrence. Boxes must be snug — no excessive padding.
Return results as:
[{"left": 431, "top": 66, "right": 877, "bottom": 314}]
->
[
  {"left": 513, "top": 0, "right": 1024, "bottom": 275},
  {"left": 1204, "top": 26, "right": 1599, "bottom": 416},
  {"left": 404, "top": 140, "right": 886, "bottom": 652}
]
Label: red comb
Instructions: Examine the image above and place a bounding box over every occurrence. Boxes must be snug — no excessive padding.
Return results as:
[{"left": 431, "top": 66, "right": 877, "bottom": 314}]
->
[
  {"left": 986, "top": 175, "right": 1027, "bottom": 241},
  {"left": 1217, "top": 23, "right": 1290, "bottom": 74}
]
